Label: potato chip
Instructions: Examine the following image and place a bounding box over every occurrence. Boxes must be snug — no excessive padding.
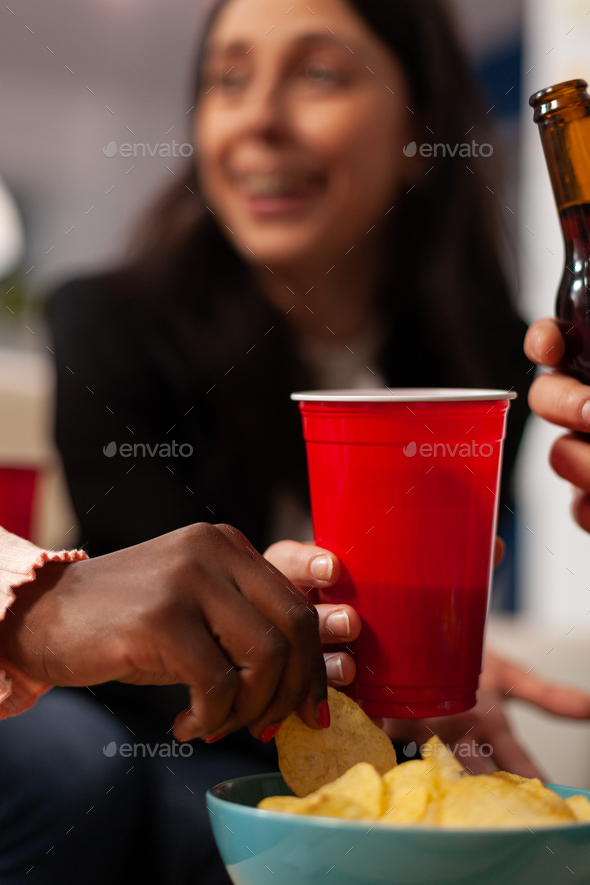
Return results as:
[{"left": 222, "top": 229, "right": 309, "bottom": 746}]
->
[
  {"left": 492, "top": 771, "right": 528, "bottom": 785},
  {"left": 302, "top": 762, "right": 383, "bottom": 820},
  {"left": 379, "top": 736, "right": 464, "bottom": 825},
  {"left": 258, "top": 763, "right": 383, "bottom": 820},
  {"left": 257, "top": 795, "right": 306, "bottom": 814},
  {"left": 275, "top": 687, "right": 397, "bottom": 797},
  {"left": 434, "top": 775, "right": 575, "bottom": 828},
  {"left": 421, "top": 798, "right": 443, "bottom": 825},
  {"left": 566, "top": 794, "right": 590, "bottom": 822},
  {"left": 258, "top": 713, "right": 590, "bottom": 830},
  {"left": 381, "top": 760, "right": 432, "bottom": 824},
  {"left": 519, "top": 777, "right": 577, "bottom": 819},
  {"left": 421, "top": 735, "right": 466, "bottom": 797}
]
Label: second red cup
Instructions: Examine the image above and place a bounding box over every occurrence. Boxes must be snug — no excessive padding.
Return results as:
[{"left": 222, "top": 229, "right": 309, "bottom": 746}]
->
[{"left": 292, "top": 388, "right": 515, "bottom": 719}]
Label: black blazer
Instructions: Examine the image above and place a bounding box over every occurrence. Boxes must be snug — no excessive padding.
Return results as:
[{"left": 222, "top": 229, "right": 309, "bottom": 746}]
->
[{"left": 49, "top": 271, "right": 531, "bottom": 559}]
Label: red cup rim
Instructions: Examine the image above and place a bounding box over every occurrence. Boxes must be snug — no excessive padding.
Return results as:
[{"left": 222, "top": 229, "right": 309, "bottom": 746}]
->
[{"left": 291, "top": 387, "right": 517, "bottom": 402}]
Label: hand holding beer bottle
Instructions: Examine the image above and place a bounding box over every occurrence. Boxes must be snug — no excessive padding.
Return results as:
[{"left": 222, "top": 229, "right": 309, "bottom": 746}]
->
[
  {"left": 529, "top": 79, "right": 590, "bottom": 381},
  {"left": 525, "top": 80, "right": 590, "bottom": 532},
  {"left": 525, "top": 319, "right": 590, "bottom": 532}
]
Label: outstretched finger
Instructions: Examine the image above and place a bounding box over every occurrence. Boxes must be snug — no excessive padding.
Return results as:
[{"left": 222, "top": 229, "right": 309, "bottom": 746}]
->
[
  {"left": 529, "top": 372, "right": 590, "bottom": 433},
  {"left": 491, "top": 656, "right": 590, "bottom": 719}
]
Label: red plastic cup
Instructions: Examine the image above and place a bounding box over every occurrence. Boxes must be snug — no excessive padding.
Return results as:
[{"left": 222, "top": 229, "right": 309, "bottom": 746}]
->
[
  {"left": 292, "top": 388, "right": 516, "bottom": 719},
  {"left": 0, "top": 466, "right": 38, "bottom": 541}
]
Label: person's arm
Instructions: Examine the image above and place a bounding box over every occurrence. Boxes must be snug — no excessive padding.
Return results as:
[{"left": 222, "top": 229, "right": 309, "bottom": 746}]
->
[
  {"left": 0, "top": 526, "right": 88, "bottom": 718},
  {"left": 0, "top": 523, "right": 339, "bottom": 741}
]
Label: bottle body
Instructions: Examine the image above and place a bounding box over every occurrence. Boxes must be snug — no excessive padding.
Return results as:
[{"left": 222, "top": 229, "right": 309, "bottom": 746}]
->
[
  {"left": 556, "top": 202, "right": 590, "bottom": 382},
  {"left": 530, "top": 80, "right": 590, "bottom": 383}
]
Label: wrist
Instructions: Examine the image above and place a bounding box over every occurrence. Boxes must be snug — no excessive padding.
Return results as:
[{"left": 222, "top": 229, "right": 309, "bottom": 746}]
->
[{"left": 0, "top": 562, "right": 69, "bottom": 680}]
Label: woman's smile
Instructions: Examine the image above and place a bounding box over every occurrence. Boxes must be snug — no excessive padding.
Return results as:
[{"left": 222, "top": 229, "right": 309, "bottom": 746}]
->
[{"left": 229, "top": 166, "right": 327, "bottom": 218}]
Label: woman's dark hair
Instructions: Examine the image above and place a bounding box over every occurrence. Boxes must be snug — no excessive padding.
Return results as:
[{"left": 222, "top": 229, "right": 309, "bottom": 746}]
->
[{"left": 125, "top": 0, "right": 530, "bottom": 504}]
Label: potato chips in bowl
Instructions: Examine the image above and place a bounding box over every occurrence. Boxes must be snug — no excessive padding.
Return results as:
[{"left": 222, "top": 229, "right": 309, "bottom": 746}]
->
[{"left": 207, "top": 689, "right": 590, "bottom": 884}]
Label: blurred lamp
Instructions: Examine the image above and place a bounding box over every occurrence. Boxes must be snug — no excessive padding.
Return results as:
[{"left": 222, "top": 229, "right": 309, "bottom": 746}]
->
[{"left": 0, "top": 178, "right": 25, "bottom": 279}]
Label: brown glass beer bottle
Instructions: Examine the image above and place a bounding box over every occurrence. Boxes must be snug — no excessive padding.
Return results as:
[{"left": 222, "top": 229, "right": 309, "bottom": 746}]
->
[{"left": 530, "top": 79, "right": 590, "bottom": 383}]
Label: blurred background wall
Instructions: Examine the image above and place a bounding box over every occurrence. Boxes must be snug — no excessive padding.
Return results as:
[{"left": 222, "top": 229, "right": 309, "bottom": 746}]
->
[
  {"left": 2, "top": 0, "right": 590, "bottom": 784},
  {"left": 0, "top": 0, "right": 202, "bottom": 306}
]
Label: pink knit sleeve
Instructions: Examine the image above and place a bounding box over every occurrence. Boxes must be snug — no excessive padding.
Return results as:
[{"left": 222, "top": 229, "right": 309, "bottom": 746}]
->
[{"left": 0, "top": 526, "right": 88, "bottom": 718}]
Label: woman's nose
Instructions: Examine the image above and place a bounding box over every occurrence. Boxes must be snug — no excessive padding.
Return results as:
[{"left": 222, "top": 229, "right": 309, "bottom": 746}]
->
[{"left": 239, "top": 82, "right": 288, "bottom": 143}]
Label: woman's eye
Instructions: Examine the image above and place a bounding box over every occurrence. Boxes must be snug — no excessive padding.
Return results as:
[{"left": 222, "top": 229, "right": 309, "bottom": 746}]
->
[
  {"left": 221, "top": 73, "right": 246, "bottom": 92},
  {"left": 220, "top": 68, "right": 248, "bottom": 91},
  {"left": 304, "top": 62, "right": 341, "bottom": 85}
]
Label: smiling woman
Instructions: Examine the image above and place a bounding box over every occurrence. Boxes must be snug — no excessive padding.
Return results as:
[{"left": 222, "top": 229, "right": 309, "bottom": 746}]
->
[
  {"left": 46, "top": 0, "right": 536, "bottom": 882},
  {"left": 117, "top": 0, "right": 532, "bottom": 420},
  {"left": 196, "top": 0, "right": 417, "bottom": 269}
]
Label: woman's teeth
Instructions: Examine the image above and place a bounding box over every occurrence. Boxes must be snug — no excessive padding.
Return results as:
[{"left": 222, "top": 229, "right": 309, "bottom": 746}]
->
[{"left": 239, "top": 171, "right": 318, "bottom": 197}]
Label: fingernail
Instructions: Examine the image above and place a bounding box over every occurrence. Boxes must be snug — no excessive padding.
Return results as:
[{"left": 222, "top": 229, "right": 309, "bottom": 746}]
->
[
  {"left": 325, "top": 653, "right": 345, "bottom": 685},
  {"left": 582, "top": 402, "right": 590, "bottom": 426},
  {"left": 326, "top": 609, "right": 350, "bottom": 638},
  {"left": 204, "top": 734, "right": 226, "bottom": 744},
  {"left": 317, "top": 699, "right": 331, "bottom": 729},
  {"left": 310, "top": 554, "right": 334, "bottom": 582},
  {"left": 260, "top": 723, "right": 282, "bottom": 743}
]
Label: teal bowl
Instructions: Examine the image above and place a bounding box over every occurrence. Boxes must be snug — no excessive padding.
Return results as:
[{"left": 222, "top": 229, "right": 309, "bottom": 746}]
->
[{"left": 207, "top": 773, "right": 590, "bottom": 885}]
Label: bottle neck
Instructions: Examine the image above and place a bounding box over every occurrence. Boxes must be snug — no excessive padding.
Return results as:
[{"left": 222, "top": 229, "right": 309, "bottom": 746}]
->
[{"left": 531, "top": 80, "right": 590, "bottom": 212}]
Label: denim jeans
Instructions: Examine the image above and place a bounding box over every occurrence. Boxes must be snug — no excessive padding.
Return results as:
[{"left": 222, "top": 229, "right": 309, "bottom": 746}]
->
[{"left": 0, "top": 689, "right": 278, "bottom": 884}]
